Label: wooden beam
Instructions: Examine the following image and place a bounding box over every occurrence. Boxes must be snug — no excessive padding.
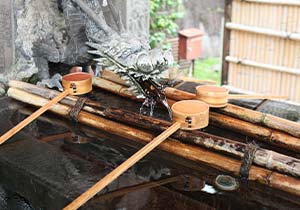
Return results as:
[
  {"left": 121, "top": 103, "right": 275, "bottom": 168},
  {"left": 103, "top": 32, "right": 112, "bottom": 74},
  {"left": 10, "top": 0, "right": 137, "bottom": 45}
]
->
[{"left": 221, "top": 0, "right": 233, "bottom": 85}]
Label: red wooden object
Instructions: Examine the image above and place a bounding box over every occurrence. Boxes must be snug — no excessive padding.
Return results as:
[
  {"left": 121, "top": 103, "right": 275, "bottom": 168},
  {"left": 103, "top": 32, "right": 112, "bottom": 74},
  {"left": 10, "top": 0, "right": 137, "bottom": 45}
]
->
[{"left": 178, "top": 28, "right": 203, "bottom": 60}]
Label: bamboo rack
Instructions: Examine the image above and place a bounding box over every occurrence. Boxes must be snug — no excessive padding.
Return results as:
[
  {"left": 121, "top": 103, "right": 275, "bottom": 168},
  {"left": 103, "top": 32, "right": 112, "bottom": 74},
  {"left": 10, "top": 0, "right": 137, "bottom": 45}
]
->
[
  {"left": 18, "top": 107, "right": 300, "bottom": 209},
  {"left": 6, "top": 87, "right": 300, "bottom": 197},
  {"left": 8, "top": 81, "right": 300, "bottom": 177},
  {"left": 12, "top": 79, "right": 300, "bottom": 138},
  {"left": 90, "top": 78, "right": 300, "bottom": 149}
]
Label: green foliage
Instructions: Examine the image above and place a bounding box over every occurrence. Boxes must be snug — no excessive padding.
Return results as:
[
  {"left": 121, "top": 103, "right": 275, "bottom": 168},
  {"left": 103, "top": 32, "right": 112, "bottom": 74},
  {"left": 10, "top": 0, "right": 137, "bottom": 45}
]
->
[
  {"left": 194, "top": 57, "right": 221, "bottom": 85},
  {"left": 150, "top": 0, "right": 184, "bottom": 49}
]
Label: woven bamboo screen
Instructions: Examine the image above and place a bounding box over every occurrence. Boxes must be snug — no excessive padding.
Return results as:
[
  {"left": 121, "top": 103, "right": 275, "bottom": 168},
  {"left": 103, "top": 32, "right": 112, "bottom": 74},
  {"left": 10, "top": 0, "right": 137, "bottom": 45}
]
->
[{"left": 223, "top": 0, "right": 300, "bottom": 102}]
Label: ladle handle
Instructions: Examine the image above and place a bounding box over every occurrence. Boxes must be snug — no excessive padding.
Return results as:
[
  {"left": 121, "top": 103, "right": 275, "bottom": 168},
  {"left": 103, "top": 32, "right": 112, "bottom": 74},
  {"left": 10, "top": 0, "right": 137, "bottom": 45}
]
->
[
  {"left": 0, "top": 89, "right": 70, "bottom": 145},
  {"left": 63, "top": 122, "right": 181, "bottom": 210},
  {"left": 228, "top": 94, "right": 288, "bottom": 100}
]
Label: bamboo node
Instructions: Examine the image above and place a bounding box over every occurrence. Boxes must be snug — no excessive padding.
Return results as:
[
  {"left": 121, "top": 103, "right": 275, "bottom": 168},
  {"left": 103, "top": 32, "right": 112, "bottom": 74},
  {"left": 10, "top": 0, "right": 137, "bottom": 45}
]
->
[
  {"left": 266, "top": 151, "right": 274, "bottom": 169},
  {"left": 260, "top": 113, "right": 268, "bottom": 124}
]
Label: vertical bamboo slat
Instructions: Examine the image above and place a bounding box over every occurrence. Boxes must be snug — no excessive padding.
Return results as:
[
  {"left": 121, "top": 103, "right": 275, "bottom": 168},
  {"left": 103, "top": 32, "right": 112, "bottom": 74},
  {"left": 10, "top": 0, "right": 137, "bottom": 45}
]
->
[{"left": 226, "top": 1, "right": 300, "bottom": 102}]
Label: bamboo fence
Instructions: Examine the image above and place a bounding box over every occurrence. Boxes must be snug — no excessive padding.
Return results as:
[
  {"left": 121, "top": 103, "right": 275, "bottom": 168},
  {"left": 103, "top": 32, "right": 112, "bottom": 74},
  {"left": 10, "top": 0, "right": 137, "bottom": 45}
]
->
[{"left": 223, "top": 0, "right": 300, "bottom": 102}]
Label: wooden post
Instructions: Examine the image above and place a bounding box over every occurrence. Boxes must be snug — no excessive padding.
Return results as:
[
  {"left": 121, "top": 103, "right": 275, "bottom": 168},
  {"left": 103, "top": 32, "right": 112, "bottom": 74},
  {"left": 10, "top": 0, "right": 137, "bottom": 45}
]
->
[{"left": 221, "top": 0, "right": 233, "bottom": 85}]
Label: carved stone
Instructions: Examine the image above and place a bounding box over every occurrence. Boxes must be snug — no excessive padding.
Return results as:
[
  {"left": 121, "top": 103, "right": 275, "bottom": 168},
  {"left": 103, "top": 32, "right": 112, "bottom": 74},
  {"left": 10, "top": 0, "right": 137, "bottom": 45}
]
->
[
  {"left": 112, "top": 0, "right": 150, "bottom": 39},
  {"left": 0, "top": 0, "right": 150, "bottom": 96},
  {"left": 0, "top": 0, "right": 14, "bottom": 75},
  {"left": 0, "top": 0, "right": 65, "bottom": 95}
]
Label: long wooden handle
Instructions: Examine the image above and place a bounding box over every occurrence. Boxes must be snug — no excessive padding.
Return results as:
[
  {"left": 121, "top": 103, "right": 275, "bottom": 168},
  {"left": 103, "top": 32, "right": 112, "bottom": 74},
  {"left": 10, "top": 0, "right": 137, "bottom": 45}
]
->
[
  {"left": 228, "top": 94, "right": 288, "bottom": 100},
  {"left": 0, "top": 89, "right": 70, "bottom": 145},
  {"left": 63, "top": 122, "right": 181, "bottom": 210}
]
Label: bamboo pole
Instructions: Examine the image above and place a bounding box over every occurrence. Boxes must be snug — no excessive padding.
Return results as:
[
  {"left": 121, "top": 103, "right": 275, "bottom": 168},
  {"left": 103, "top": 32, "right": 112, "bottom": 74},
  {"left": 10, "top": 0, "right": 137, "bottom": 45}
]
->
[
  {"left": 163, "top": 86, "right": 300, "bottom": 139},
  {"left": 226, "top": 56, "right": 300, "bottom": 75},
  {"left": 217, "top": 103, "right": 300, "bottom": 138},
  {"left": 14, "top": 79, "right": 299, "bottom": 146},
  {"left": 92, "top": 79, "right": 300, "bottom": 150},
  {"left": 240, "top": 0, "right": 300, "bottom": 6},
  {"left": 10, "top": 81, "right": 300, "bottom": 176},
  {"left": 226, "top": 22, "right": 300, "bottom": 41},
  {"left": 6, "top": 87, "right": 300, "bottom": 197},
  {"left": 209, "top": 112, "right": 300, "bottom": 151},
  {"left": 18, "top": 107, "right": 300, "bottom": 209},
  {"left": 92, "top": 77, "right": 137, "bottom": 100}
]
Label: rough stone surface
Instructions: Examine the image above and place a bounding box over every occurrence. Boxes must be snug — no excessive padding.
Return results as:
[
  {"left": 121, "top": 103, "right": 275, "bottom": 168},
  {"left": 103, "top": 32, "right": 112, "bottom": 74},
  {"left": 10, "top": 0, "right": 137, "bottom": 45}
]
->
[
  {"left": 112, "top": 0, "right": 150, "bottom": 39},
  {"left": 0, "top": 0, "right": 150, "bottom": 96},
  {"left": 0, "top": 0, "right": 65, "bottom": 92},
  {"left": 0, "top": 0, "right": 15, "bottom": 75}
]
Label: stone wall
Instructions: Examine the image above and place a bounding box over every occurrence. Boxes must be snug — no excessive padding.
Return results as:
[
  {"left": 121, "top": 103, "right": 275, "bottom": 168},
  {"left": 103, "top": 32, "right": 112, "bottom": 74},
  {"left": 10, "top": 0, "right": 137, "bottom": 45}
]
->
[
  {"left": 177, "top": 0, "right": 225, "bottom": 58},
  {"left": 112, "top": 0, "right": 150, "bottom": 39},
  {"left": 0, "top": 0, "right": 64, "bottom": 94},
  {"left": 0, "top": 0, "right": 150, "bottom": 95}
]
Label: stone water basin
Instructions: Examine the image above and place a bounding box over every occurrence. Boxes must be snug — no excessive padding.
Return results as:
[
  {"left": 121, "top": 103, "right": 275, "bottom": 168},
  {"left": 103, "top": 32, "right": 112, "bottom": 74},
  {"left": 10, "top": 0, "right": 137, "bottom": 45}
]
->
[{"left": 0, "top": 96, "right": 299, "bottom": 210}]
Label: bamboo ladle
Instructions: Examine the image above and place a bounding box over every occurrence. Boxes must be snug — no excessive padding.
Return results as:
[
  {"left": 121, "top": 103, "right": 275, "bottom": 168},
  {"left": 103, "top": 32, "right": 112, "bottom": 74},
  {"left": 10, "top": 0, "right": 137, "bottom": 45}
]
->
[
  {"left": 0, "top": 72, "right": 92, "bottom": 145},
  {"left": 63, "top": 100, "right": 209, "bottom": 210},
  {"left": 196, "top": 85, "right": 288, "bottom": 108}
]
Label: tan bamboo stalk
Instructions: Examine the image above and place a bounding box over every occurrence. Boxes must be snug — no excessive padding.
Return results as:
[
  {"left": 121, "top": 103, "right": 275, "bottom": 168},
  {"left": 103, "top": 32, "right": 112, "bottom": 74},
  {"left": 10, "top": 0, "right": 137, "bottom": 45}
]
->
[
  {"left": 226, "top": 22, "right": 300, "bottom": 41},
  {"left": 18, "top": 108, "right": 300, "bottom": 208},
  {"left": 226, "top": 56, "right": 300, "bottom": 75},
  {"left": 8, "top": 81, "right": 300, "bottom": 177},
  {"left": 6, "top": 87, "right": 300, "bottom": 197},
  {"left": 163, "top": 86, "right": 300, "bottom": 139},
  {"left": 92, "top": 77, "right": 137, "bottom": 100},
  {"left": 93, "top": 78, "right": 300, "bottom": 141},
  {"left": 217, "top": 103, "right": 300, "bottom": 138},
  {"left": 92, "top": 79, "right": 300, "bottom": 148},
  {"left": 100, "top": 70, "right": 130, "bottom": 86},
  {"left": 240, "top": 0, "right": 300, "bottom": 6},
  {"left": 209, "top": 112, "right": 300, "bottom": 151}
]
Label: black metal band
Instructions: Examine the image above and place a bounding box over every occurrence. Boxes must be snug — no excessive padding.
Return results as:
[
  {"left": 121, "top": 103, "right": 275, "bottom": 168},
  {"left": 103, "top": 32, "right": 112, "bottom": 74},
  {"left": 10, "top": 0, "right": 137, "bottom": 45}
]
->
[
  {"left": 240, "top": 142, "right": 258, "bottom": 180},
  {"left": 69, "top": 97, "right": 87, "bottom": 122}
]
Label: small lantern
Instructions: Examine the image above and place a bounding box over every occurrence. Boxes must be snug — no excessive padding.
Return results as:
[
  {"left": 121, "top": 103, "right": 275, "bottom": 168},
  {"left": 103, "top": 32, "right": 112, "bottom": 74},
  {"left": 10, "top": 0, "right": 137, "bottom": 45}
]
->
[{"left": 178, "top": 28, "right": 203, "bottom": 60}]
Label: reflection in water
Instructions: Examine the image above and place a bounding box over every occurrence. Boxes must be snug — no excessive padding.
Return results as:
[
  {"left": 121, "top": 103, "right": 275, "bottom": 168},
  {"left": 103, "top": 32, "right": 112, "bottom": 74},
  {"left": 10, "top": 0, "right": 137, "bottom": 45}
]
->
[
  {"left": 201, "top": 184, "right": 217, "bottom": 195},
  {"left": 0, "top": 98, "right": 299, "bottom": 210}
]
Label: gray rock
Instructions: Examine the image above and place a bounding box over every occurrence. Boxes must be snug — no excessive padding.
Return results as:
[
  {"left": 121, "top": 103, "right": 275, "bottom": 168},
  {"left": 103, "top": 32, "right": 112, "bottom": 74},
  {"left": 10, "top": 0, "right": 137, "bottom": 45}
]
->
[{"left": 0, "top": 0, "right": 66, "bottom": 85}]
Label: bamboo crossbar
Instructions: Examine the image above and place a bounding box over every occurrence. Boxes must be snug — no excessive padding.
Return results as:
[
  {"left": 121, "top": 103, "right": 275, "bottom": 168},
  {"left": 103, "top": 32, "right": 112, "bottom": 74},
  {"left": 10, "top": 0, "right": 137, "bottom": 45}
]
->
[
  {"left": 238, "top": 0, "right": 300, "bottom": 6},
  {"left": 226, "top": 56, "right": 300, "bottom": 75},
  {"left": 226, "top": 22, "right": 300, "bottom": 41}
]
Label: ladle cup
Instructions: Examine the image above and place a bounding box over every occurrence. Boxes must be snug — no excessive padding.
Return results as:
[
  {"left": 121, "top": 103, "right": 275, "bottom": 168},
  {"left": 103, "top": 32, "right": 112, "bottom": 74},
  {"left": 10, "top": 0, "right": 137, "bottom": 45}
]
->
[
  {"left": 63, "top": 100, "right": 209, "bottom": 210},
  {"left": 196, "top": 85, "right": 288, "bottom": 108},
  {"left": 0, "top": 72, "right": 92, "bottom": 145}
]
